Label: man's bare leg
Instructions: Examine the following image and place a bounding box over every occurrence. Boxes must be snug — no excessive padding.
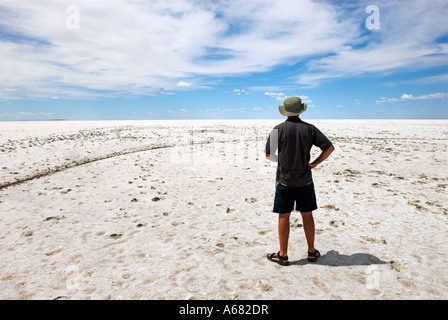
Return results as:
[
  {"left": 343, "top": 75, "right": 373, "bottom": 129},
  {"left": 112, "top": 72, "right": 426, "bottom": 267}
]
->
[
  {"left": 278, "top": 213, "right": 291, "bottom": 257},
  {"left": 300, "top": 211, "right": 315, "bottom": 253}
]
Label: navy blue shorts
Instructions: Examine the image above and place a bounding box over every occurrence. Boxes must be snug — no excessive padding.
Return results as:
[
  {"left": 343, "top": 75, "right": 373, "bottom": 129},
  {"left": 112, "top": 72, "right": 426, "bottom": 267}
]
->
[{"left": 273, "top": 182, "right": 317, "bottom": 214}]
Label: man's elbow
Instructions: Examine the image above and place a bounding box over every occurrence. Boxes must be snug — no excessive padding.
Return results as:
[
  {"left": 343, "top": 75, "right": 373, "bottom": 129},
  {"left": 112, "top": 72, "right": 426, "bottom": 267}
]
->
[
  {"left": 326, "top": 144, "right": 335, "bottom": 153},
  {"left": 265, "top": 153, "right": 271, "bottom": 159}
]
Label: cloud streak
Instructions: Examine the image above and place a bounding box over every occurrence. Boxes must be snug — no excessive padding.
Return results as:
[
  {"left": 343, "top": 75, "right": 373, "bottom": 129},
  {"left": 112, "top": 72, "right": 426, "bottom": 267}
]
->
[
  {"left": 376, "top": 92, "right": 447, "bottom": 104},
  {"left": 0, "top": 0, "right": 447, "bottom": 100},
  {"left": 0, "top": 0, "right": 358, "bottom": 99},
  {"left": 296, "top": 1, "right": 448, "bottom": 87}
]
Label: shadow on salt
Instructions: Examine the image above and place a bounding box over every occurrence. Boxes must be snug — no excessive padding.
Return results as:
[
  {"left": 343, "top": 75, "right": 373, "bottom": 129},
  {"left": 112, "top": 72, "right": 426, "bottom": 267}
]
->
[{"left": 289, "top": 250, "right": 387, "bottom": 267}]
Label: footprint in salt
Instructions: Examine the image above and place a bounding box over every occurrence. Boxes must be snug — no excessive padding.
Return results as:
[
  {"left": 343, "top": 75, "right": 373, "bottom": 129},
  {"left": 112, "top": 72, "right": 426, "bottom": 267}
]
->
[
  {"left": 388, "top": 260, "right": 406, "bottom": 272},
  {"left": 329, "top": 220, "right": 345, "bottom": 227}
]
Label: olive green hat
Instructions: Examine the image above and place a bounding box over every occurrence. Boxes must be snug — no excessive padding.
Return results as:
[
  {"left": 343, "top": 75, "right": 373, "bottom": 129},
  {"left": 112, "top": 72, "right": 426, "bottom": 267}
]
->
[{"left": 278, "top": 96, "right": 307, "bottom": 116}]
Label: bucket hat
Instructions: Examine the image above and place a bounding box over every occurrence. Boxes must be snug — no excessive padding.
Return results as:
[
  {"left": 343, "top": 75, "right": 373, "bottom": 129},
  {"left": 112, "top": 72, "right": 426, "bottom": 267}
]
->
[{"left": 278, "top": 96, "right": 307, "bottom": 116}]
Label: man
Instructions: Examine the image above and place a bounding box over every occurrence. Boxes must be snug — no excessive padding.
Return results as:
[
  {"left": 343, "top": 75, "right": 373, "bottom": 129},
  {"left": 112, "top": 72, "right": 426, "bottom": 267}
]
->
[{"left": 265, "top": 96, "right": 334, "bottom": 266}]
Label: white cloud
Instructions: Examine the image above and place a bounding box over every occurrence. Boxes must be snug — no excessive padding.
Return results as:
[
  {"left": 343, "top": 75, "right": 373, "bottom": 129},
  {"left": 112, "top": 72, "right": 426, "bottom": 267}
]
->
[
  {"left": 400, "top": 94, "right": 414, "bottom": 100},
  {"left": 296, "top": 1, "right": 448, "bottom": 87},
  {"left": 265, "top": 92, "right": 312, "bottom": 104},
  {"left": 264, "top": 92, "right": 285, "bottom": 97},
  {"left": 376, "top": 92, "right": 447, "bottom": 104},
  {"left": 1, "top": 0, "right": 446, "bottom": 100},
  {"left": 0, "top": 0, "right": 359, "bottom": 99},
  {"left": 177, "top": 81, "right": 192, "bottom": 87},
  {"left": 222, "top": 107, "right": 245, "bottom": 113},
  {"left": 233, "top": 89, "right": 249, "bottom": 95},
  {"left": 299, "top": 95, "right": 313, "bottom": 104},
  {"left": 265, "top": 92, "right": 287, "bottom": 101},
  {"left": 383, "top": 73, "right": 448, "bottom": 86},
  {"left": 401, "top": 93, "right": 447, "bottom": 100}
]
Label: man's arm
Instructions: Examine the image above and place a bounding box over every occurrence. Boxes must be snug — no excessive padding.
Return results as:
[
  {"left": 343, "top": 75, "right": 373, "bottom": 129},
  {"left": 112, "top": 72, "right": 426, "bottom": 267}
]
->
[
  {"left": 265, "top": 153, "right": 278, "bottom": 162},
  {"left": 309, "top": 144, "right": 334, "bottom": 168},
  {"left": 265, "top": 128, "right": 278, "bottom": 162}
]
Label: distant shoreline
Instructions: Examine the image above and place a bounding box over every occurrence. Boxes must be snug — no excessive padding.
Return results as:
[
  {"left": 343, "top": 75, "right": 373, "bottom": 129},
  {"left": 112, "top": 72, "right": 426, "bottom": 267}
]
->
[{"left": 0, "top": 118, "right": 447, "bottom": 122}]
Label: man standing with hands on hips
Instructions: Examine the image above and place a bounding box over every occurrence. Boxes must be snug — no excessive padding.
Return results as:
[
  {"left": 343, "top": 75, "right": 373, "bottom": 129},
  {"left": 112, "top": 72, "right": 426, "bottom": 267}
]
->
[{"left": 265, "top": 96, "right": 334, "bottom": 266}]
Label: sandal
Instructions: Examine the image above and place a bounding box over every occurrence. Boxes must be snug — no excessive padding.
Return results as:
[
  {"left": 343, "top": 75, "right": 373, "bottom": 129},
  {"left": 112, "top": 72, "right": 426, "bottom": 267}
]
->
[
  {"left": 267, "top": 251, "right": 290, "bottom": 266},
  {"left": 307, "top": 249, "right": 320, "bottom": 262}
]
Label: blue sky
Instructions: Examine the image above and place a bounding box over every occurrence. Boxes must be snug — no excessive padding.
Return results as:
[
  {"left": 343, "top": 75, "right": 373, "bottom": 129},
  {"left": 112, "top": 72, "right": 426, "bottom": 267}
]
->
[{"left": 0, "top": 0, "right": 447, "bottom": 121}]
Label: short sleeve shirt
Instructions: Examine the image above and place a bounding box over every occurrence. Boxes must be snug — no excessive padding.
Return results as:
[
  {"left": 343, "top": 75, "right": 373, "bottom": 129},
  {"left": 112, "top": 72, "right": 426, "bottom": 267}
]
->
[{"left": 265, "top": 118, "right": 332, "bottom": 187}]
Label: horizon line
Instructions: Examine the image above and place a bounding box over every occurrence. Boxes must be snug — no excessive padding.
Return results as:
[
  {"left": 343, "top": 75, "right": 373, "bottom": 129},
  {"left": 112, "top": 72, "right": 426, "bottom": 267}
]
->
[{"left": 1, "top": 117, "right": 447, "bottom": 122}]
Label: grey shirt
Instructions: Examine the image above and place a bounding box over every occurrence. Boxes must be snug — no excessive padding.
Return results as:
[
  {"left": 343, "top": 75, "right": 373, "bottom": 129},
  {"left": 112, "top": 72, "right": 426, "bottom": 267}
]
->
[{"left": 265, "top": 118, "right": 332, "bottom": 187}]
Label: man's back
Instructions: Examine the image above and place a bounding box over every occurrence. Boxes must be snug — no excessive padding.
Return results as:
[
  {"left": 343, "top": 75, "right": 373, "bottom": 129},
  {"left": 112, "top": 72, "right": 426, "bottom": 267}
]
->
[{"left": 266, "top": 118, "right": 332, "bottom": 187}]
